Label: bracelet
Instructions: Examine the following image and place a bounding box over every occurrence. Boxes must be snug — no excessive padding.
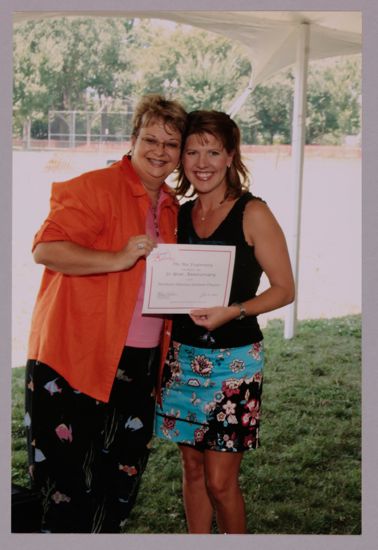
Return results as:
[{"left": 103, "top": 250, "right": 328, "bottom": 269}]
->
[{"left": 231, "top": 302, "right": 247, "bottom": 321}]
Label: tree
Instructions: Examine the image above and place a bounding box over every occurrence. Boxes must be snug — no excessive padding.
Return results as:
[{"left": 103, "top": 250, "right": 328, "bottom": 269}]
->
[
  {"left": 129, "top": 22, "right": 251, "bottom": 112},
  {"left": 13, "top": 17, "right": 361, "bottom": 146},
  {"left": 237, "top": 71, "right": 294, "bottom": 144},
  {"left": 173, "top": 29, "right": 251, "bottom": 111},
  {"left": 236, "top": 55, "right": 361, "bottom": 145},
  {"left": 306, "top": 56, "right": 361, "bottom": 144},
  {"left": 13, "top": 17, "right": 136, "bottom": 138}
]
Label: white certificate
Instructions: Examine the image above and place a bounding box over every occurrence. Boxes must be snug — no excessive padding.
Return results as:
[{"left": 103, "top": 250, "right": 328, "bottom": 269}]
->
[{"left": 142, "top": 243, "right": 235, "bottom": 314}]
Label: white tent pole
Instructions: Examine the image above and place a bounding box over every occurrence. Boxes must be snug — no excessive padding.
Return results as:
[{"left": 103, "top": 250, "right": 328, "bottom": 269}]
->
[
  {"left": 284, "top": 22, "right": 310, "bottom": 339},
  {"left": 227, "top": 73, "right": 254, "bottom": 118}
]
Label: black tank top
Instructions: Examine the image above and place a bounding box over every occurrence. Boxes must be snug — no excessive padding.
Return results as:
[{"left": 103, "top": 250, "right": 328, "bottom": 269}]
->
[{"left": 172, "top": 192, "right": 264, "bottom": 348}]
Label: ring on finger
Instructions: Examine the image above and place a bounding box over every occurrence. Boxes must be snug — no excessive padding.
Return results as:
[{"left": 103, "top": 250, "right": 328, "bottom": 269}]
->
[{"left": 137, "top": 243, "right": 145, "bottom": 250}]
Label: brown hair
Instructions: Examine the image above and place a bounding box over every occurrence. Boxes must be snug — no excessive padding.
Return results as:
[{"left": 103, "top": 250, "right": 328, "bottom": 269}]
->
[
  {"left": 131, "top": 94, "right": 187, "bottom": 139},
  {"left": 175, "top": 110, "right": 250, "bottom": 199}
]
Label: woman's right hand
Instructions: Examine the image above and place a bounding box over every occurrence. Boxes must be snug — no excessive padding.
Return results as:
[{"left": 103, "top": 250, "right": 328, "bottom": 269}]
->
[
  {"left": 116, "top": 234, "right": 157, "bottom": 270},
  {"left": 33, "top": 235, "right": 157, "bottom": 275}
]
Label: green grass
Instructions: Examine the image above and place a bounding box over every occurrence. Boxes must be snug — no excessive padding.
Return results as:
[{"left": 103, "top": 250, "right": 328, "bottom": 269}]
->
[
  {"left": 12, "top": 364, "right": 30, "bottom": 487},
  {"left": 12, "top": 315, "right": 361, "bottom": 534}
]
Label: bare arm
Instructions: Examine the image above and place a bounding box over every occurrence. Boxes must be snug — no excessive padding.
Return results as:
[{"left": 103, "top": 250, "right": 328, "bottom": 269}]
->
[
  {"left": 189, "top": 200, "right": 295, "bottom": 331},
  {"left": 33, "top": 234, "right": 157, "bottom": 275},
  {"left": 241, "top": 199, "right": 295, "bottom": 313}
]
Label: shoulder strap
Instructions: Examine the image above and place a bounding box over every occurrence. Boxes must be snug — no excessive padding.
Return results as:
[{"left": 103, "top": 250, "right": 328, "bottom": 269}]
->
[{"left": 238, "top": 191, "right": 266, "bottom": 207}]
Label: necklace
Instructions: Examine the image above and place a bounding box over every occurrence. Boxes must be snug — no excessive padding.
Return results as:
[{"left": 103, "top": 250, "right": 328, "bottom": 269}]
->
[
  {"left": 152, "top": 204, "right": 160, "bottom": 236},
  {"left": 150, "top": 190, "right": 161, "bottom": 237},
  {"left": 197, "top": 198, "right": 225, "bottom": 221}
]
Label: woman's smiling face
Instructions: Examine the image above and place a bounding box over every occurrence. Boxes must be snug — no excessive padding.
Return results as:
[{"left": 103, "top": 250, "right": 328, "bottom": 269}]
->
[
  {"left": 182, "top": 132, "right": 234, "bottom": 196},
  {"left": 131, "top": 118, "right": 181, "bottom": 191}
]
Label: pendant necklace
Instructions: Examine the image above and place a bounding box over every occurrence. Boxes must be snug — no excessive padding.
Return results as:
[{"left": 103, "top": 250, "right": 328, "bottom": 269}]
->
[{"left": 197, "top": 198, "right": 225, "bottom": 222}]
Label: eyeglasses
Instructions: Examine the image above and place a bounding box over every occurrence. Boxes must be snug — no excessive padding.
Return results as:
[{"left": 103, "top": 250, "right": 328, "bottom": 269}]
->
[{"left": 140, "top": 137, "right": 180, "bottom": 152}]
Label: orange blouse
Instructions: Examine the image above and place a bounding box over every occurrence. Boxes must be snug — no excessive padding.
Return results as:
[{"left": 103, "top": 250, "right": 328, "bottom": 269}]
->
[{"left": 28, "top": 156, "right": 178, "bottom": 402}]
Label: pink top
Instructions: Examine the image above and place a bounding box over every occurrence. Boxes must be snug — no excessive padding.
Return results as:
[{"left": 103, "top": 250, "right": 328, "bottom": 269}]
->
[{"left": 125, "top": 191, "right": 166, "bottom": 348}]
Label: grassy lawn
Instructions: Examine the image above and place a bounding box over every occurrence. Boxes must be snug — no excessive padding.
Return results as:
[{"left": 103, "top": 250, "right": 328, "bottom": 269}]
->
[{"left": 12, "top": 315, "right": 361, "bottom": 534}]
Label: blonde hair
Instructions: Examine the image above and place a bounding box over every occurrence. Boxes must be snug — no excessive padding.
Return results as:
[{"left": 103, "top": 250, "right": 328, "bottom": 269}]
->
[
  {"left": 132, "top": 94, "right": 187, "bottom": 139},
  {"left": 176, "top": 110, "right": 250, "bottom": 199}
]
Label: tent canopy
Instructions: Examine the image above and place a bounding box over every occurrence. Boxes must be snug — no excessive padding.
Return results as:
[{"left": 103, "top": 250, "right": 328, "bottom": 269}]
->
[{"left": 14, "top": 11, "right": 361, "bottom": 86}]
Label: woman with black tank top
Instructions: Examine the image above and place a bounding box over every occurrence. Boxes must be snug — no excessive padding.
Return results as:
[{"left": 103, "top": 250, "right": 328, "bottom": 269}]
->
[{"left": 155, "top": 111, "right": 295, "bottom": 534}]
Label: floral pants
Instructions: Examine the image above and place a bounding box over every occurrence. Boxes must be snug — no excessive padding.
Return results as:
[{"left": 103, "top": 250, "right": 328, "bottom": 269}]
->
[{"left": 25, "top": 346, "right": 159, "bottom": 533}]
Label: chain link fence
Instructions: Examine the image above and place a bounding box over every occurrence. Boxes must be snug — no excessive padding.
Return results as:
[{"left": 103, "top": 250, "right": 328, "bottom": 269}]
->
[
  {"left": 13, "top": 110, "right": 135, "bottom": 150},
  {"left": 47, "top": 110, "right": 134, "bottom": 148}
]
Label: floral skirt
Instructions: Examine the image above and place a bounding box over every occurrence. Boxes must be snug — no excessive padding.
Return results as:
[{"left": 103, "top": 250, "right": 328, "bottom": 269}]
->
[{"left": 155, "top": 340, "right": 264, "bottom": 452}]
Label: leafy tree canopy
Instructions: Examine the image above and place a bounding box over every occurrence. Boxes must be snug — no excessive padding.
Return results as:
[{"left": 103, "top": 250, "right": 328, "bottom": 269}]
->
[{"left": 13, "top": 17, "right": 361, "bottom": 145}]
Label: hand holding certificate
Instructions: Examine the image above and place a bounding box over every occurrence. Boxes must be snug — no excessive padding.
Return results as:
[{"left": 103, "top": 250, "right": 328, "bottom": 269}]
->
[{"left": 142, "top": 244, "right": 235, "bottom": 314}]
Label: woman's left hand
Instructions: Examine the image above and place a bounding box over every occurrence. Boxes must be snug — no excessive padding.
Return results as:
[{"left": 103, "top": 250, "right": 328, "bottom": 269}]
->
[{"left": 189, "top": 305, "right": 238, "bottom": 332}]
